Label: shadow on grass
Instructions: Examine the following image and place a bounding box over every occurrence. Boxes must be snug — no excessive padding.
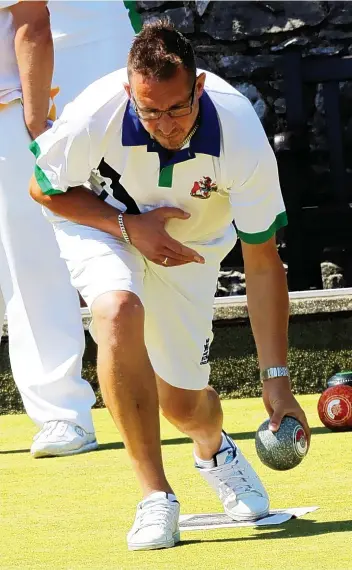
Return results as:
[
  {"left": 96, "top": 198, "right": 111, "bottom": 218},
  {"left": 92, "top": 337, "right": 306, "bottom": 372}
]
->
[
  {"left": 93, "top": 426, "right": 331, "bottom": 452},
  {"left": 96, "top": 437, "right": 191, "bottom": 452},
  {"left": 0, "top": 426, "right": 332, "bottom": 455},
  {"left": 178, "top": 518, "right": 352, "bottom": 545},
  {"left": 0, "top": 448, "right": 30, "bottom": 454}
]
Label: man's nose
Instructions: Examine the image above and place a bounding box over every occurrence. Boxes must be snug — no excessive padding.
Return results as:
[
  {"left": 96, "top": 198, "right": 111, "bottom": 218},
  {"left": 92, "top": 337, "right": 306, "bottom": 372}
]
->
[{"left": 157, "top": 112, "right": 174, "bottom": 135}]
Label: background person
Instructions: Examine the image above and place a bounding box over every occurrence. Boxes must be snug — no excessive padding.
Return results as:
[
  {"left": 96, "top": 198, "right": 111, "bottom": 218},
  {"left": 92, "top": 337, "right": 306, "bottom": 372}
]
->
[{"left": 0, "top": 0, "right": 136, "bottom": 457}]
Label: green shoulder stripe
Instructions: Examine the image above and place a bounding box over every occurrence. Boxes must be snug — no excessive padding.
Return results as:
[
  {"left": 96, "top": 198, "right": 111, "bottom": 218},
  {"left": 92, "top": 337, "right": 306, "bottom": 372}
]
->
[{"left": 237, "top": 211, "right": 288, "bottom": 244}]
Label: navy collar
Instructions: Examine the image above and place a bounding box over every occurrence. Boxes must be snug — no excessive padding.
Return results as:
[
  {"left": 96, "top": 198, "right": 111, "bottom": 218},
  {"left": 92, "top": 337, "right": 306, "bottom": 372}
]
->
[{"left": 121, "top": 91, "right": 221, "bottom": 164}]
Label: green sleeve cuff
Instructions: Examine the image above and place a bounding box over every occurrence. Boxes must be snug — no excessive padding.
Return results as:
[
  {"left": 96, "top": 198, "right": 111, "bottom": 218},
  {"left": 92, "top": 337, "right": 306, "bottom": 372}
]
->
[
  {"left": 237, "top": 211, "right": 288, "bottom": 244},
  {"left": 29, "top": 140, "right": 64, "bottom": 196}
]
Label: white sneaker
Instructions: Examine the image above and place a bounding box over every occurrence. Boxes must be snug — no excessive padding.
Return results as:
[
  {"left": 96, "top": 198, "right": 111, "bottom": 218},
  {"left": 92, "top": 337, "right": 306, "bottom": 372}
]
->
[
  {"left": 31, "top": 420, "right": 98, "bottom": 458},
  {"left": 127, "top": 492, "right": 180, "bottom": 551},
  {"left": 196, "top": 432, "right": 269, "bottom": 521}
]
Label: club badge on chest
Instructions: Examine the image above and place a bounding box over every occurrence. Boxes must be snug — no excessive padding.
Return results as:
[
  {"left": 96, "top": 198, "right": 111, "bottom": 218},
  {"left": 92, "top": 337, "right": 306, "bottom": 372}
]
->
[{"left": 190, "top": 176, "right": 218, "bottom": 199}]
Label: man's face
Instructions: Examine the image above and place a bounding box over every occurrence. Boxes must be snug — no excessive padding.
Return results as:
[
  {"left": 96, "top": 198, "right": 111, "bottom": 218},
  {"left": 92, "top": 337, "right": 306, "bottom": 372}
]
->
[{"left": 126, "top": 67, "right": 205, "bottom": 151}]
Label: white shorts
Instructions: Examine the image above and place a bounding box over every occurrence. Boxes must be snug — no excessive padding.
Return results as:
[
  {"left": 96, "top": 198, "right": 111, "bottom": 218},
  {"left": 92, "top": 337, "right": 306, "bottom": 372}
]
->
[{"left": 53, "top": 220, "right": 236, "bottom": 390}]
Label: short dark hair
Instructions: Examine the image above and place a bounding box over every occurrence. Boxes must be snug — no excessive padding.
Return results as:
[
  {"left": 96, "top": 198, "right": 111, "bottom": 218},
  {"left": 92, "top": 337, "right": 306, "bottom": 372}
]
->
[{"left": 127, "top": 19, "right": 196, "bottom": 83}]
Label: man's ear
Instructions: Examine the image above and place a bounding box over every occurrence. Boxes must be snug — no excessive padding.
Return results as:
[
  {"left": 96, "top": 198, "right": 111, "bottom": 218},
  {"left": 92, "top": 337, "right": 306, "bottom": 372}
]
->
[
  {"left": 123, "top": 83, "right": 132, "bottom": 99},
  {"left": 196, "top": 72, "right": 206, "bottom": 98}
]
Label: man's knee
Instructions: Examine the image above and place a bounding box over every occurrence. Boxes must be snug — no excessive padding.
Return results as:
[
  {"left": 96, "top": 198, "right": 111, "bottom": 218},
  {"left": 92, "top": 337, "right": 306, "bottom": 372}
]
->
[
  {"left": 92, "top": 291, "right": 144, "bottom": 338},
  {"left": 160, "top": 390, "right": 201, "bottom": 425}
]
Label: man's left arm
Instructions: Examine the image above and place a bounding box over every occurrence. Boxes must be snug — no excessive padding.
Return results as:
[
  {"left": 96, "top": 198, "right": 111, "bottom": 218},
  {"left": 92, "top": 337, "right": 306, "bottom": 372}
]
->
[
  {"left": 229, "top": 105, "right": 310, "bottom": 442},
  {"left": 242, "top": 237, "right": 309, "bottom": 441}
]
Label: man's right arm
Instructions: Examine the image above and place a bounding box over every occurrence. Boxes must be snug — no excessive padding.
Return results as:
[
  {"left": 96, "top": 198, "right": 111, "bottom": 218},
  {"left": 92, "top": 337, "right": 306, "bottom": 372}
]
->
[
  {"left": 29, "top": 178, "right": 203, "bottom": 267},
  {"left": 29, "top": 180, "right": 126, "bottom": 238},
  {"left": 9, "top": 1, "right": 53, "bottom": 139}
]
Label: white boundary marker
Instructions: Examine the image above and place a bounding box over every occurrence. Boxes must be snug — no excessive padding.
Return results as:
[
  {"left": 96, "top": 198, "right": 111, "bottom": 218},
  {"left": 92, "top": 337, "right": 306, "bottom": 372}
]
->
[
  {"left": 179, "top": 506, "right": 319, "bottom": 530},
  {"left": 214, "top": 287, "right": 352, "bottom": 306}
]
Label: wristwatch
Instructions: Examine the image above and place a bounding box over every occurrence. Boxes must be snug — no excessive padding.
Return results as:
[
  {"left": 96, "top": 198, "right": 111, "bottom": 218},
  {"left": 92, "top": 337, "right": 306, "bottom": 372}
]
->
[{"left": 260, "top": 366, "right": 289, "bottom": 382}]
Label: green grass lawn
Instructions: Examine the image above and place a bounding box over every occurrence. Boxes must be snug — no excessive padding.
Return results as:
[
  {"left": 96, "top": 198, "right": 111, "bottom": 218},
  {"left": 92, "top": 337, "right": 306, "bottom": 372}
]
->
[{"left": 1, "top": 395, "right": 351, "bottom": 570}]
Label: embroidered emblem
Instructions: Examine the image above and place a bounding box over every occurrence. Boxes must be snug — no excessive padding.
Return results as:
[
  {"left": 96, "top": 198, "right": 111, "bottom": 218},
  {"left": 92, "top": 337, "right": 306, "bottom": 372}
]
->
[
  {"left": 190, "top": 176, "right": 218, "bottom": 199},
  {"left": 200, "top": 338, "right": 211, "bottom": 365}
]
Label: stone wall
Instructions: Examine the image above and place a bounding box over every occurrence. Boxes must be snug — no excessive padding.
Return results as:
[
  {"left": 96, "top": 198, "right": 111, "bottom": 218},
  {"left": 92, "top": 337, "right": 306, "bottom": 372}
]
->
[
  {"left": 137, "top": 1, "right": 352, "bottom": 142},
  {"left": 136, "top": 1, "right": 352, "bottom": 291}
]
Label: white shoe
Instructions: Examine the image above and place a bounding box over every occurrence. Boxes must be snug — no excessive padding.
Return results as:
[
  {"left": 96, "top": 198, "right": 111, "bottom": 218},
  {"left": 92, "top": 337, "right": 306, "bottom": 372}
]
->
[
  {"left": 196, "top": 432, "right": 269, "bottom": 521},
  {"left": 31, "top": 420, "right": 98, "bottom": 458},
  {"left": 127, "top": 492, "right": 180, "bottom": 551}
]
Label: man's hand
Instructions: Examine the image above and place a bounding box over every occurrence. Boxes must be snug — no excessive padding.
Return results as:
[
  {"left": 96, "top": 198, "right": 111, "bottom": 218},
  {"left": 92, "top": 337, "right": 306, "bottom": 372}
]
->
[
  {"left": 262, "top": 377, "right": 311, "bottom": 445},
  {"left": 124, "top": 208, "right": 205, "bottom": 267}
]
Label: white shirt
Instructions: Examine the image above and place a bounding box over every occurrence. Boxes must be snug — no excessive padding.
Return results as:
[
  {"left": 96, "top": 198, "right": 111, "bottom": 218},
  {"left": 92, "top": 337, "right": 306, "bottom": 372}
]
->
[
  {"left": 51, "top": 1, "right": 137, "bottom": 50},
  {"left": 0, "top": 1, "right": 138, "bottom": 105},
  {"left": 32, "top": 68, "right": 287, "bottom": 246}
]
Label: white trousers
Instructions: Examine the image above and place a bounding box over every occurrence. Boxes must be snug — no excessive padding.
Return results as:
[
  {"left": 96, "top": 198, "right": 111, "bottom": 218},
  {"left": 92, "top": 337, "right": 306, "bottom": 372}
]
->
[
  {"left": 0, "top": 101, "right": 95, "bottom": 431},
  {"left": 0, "top": 26, "right": 134, "bottom": 428}
]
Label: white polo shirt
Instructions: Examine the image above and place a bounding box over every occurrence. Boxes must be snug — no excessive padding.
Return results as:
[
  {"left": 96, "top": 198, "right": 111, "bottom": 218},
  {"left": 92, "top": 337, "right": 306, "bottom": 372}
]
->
[
  {"left": 31, "top": 68, "right": 287, "bottom": 245},
  {"left": 0, "top": 1, "right": 139, "bottom": 106}
]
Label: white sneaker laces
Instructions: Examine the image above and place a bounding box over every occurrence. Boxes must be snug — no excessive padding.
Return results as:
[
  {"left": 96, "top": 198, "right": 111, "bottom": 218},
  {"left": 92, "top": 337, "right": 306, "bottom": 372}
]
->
[
  {"left": 138, "top": 501, "right": 175, "bottom": 529},
  {"left": 33, "top": 421, "right": 75, "bottom": 441},
  {"left": 33, "top": 421, "right": 56, "bottom": 441},
  {"left": 212, "top": 461, "right": 260, "bottom": 500}
]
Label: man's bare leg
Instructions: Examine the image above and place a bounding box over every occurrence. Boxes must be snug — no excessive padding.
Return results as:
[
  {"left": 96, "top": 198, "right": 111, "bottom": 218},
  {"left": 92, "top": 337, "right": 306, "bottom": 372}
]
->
[
  {"left": 92, "top": 291, "right": 173, "bottom": 497},
  {"left": 156, "top": 376, "right": 223, "bottom": 460},
  {"left": 157, "top": 376, "right": 270, "bottom": 523}
]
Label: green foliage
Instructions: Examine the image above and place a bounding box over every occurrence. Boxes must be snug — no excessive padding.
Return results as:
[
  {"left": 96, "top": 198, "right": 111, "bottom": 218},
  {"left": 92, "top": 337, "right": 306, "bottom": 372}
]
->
[{"left": 1, "top": 316, "right": 352, "bottom": 414}]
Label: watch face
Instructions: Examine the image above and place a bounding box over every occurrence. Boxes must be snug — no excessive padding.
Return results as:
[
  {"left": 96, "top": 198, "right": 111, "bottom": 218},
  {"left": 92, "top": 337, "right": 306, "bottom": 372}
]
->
[{"left": 261, "top": 367, "right": 289, "bottom": 380}]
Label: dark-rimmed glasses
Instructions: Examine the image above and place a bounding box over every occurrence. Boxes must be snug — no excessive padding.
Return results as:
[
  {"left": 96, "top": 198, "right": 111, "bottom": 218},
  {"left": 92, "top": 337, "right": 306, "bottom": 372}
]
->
[{"left": 131, "top": 79, "right": 196, "bottom": 121}]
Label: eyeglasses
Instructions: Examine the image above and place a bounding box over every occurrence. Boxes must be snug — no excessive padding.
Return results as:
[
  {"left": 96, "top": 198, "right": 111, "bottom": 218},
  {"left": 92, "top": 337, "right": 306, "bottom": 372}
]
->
[{"left": 131, "top": 80, "right": 196, "bottom": 121}]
